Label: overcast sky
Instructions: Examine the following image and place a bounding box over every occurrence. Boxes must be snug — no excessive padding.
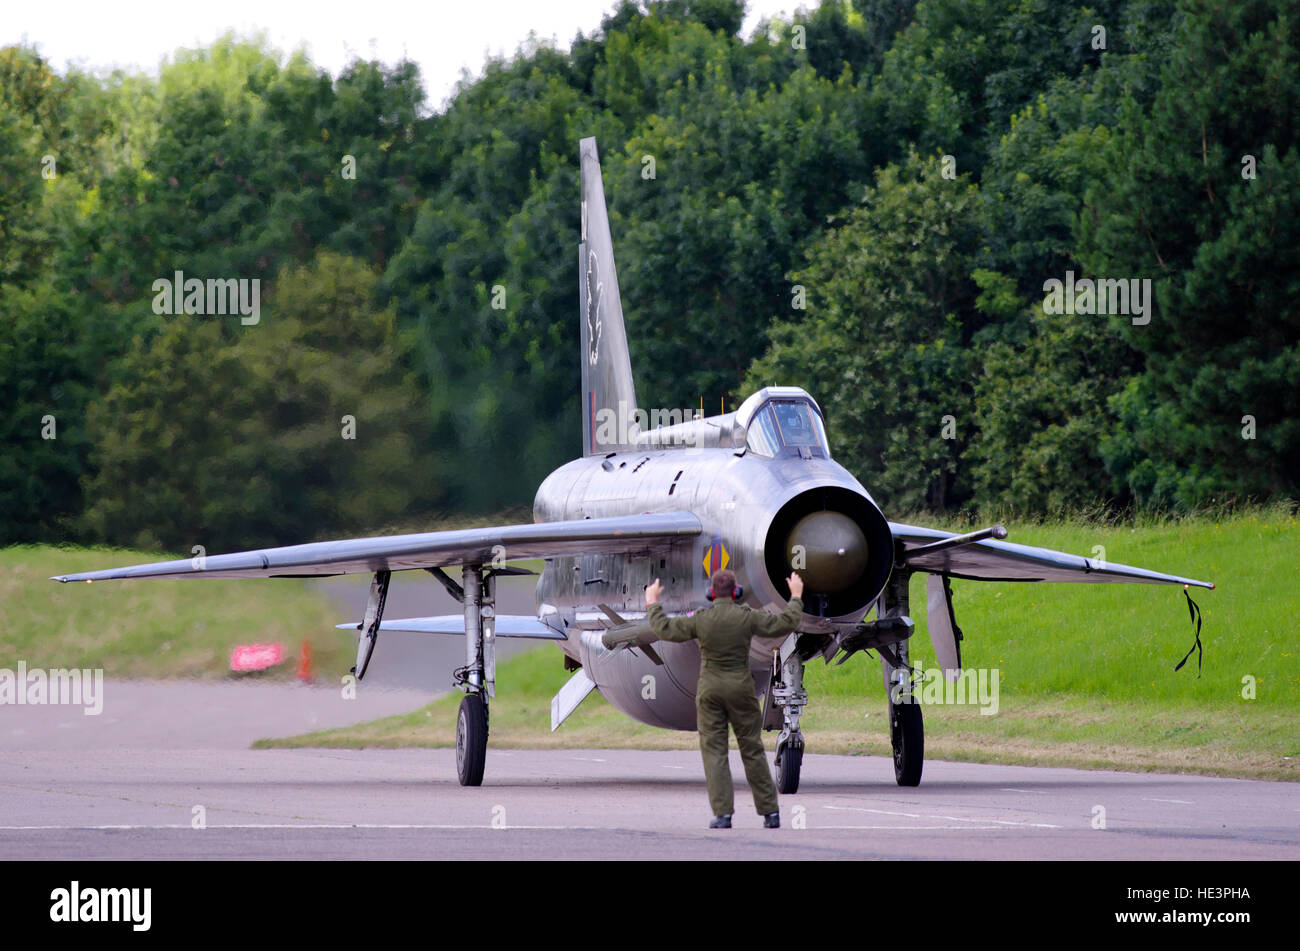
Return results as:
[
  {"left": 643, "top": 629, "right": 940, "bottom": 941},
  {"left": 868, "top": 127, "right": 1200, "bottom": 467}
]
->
[{"left": 4, "top": 0, "right": 811, "bottom": 112}]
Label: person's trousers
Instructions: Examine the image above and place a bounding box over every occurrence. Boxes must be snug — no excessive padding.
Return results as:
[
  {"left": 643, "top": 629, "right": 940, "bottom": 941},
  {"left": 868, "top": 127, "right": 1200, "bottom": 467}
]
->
[{"left": 696, "top": 667, "right": 779, "bottom": 816}]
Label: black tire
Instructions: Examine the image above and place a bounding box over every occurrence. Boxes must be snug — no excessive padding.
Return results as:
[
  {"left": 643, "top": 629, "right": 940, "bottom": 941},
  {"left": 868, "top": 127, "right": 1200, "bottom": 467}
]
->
[
  {"left": 456, "top": 693, "right": 489, "bottom": 787},
  {"left": 774, "top": 738, "right": 804, "bottom": 794},
  {"left": 889, "top": 698, "right": 923, "bottom": 787}
]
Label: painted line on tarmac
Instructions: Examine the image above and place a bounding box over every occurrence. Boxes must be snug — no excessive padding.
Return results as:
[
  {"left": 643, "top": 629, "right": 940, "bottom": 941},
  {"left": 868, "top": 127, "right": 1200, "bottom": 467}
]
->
[
  {"left": 805, "top": 825, "right": 1032, "bottom": 831},
  {"left": 0, "top": 823, "right": 1031, "bottom": 832},
  {"left": 824, "top": 805, "right": 1061, "bottom": 829},
  {"left": 0, "top": 823, "right": 604, "bottom": 831}
]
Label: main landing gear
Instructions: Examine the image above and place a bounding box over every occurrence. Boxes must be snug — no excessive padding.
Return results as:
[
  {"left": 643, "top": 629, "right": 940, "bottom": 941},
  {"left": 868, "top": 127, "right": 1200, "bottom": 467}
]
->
[
  {"left": 456, "top": 692, "right": 489, "bottom": 787},
  {"left": 354, "top": 562, "right": 512, "bottom": 787},
  {"left": 431, "top": 564, "right": 499, "bottom": 787},
  {"left": 888, "top": 694, "right": 923, "bottom": 787},
  {"left": 879, "top": 571, "right": 923, "bottom": 787}
]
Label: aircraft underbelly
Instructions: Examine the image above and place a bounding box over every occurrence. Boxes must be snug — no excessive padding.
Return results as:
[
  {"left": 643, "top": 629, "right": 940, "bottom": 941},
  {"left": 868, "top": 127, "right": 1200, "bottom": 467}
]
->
[{"left": 573, "top": 632, "right": 769, "bottom": 732}]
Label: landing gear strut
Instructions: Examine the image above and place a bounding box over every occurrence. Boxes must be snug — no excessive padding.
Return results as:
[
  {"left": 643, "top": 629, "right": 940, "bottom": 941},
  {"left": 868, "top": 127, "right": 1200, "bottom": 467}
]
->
[
  {"left": 771, "top": 634, "right": 809, "bottom": 794},
  {"left": 454, "top": 564, "right": 495, "bottom": 786},
  {"left": 429, "top": 564, "right": 498, "bottom": 787},
  {"left": 879, "top": 570, "right": 924, "bottom": 787}
]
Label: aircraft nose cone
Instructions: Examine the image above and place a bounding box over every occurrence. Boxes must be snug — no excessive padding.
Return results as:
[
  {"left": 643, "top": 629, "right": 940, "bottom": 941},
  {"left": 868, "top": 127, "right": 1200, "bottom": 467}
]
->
[{"left": 786, "top": 511, "right": 868, "bottom": 592}]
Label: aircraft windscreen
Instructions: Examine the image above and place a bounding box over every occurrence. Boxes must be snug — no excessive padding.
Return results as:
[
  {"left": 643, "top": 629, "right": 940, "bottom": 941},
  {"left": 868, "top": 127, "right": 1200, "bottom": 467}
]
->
[{"left": 746, "top": 400, "right": 829, "bottom": 458}]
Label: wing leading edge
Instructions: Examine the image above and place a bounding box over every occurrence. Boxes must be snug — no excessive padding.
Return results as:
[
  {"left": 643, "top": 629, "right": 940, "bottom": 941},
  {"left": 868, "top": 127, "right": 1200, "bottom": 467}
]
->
[
  {"left": 889, "top": 521, "right": 1213, "bottom": 588},
  {"left": 50, "top": 513, "right": 703, "bottom": 582},
  {"left": 335, "top": 616, "right": 566, "bottom": 639}
]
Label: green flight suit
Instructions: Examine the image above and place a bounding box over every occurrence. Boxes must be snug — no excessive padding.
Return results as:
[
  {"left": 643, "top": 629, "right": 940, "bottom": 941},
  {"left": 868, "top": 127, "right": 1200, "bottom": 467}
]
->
[{"left": 644, "top": 596, "right": 804, "bottom": 817}]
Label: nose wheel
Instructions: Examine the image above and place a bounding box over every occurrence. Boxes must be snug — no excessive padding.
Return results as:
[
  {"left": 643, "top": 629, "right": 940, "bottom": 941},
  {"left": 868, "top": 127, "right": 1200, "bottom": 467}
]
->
[
  {"left": 456, "top": 693, "right": 489, "bottom": 786},
  {"left": 774, "top": 736, "right": 804, "bottom": 794}
]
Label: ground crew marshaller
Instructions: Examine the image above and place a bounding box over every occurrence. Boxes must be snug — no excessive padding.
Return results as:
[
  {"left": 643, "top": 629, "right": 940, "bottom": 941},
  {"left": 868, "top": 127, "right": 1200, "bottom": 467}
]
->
[{"left": 606, "top": 569, "right": 803, "bottom": 829}]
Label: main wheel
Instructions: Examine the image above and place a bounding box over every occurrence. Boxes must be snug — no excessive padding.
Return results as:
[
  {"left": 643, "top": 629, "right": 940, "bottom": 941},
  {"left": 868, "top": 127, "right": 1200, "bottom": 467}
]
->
[
  {"left": 774, "top": 738, "right": 804, "bottom": 794},
  {"left": 889, "top": 698, "right": 923, "bottom": 787},
  {"left": 456, "top": 693, "right": 489, "bottom": 787}
]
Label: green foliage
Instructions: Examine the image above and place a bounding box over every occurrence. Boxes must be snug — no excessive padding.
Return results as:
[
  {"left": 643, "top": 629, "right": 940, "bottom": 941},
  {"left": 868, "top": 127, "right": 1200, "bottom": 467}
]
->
[
  {"left": 1080, "top": 0, "right": 1300, "bottom": 506},
  {"left": 745, "top": 152, "right": 984, "bottom": 510},
  {"left": 619, "top": 58, "right": 878, "bottom": 405},
  {"left": 964, "top": 78, "right": 1144, "bottom": 512},
  {"left": 80, "top": 252, "right": 439, "bottom": 551},
  {"left": 970, "top": 294, "right": 1139, "bottom": 512},
  {"left": 0, "top": 282, "right": 100, "bottom": 540},
  {"left": 1, "top": 0, "right": 1296, "bottom": 549}
]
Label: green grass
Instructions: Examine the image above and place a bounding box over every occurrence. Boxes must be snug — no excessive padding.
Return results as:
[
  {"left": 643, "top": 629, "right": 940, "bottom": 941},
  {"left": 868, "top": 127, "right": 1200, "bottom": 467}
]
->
[
  {"left": 2, "top": 545, "right": 353, "bottom": 679},
  {"left": 261, "top": 508, "right": 1300, "bottom": 780}
]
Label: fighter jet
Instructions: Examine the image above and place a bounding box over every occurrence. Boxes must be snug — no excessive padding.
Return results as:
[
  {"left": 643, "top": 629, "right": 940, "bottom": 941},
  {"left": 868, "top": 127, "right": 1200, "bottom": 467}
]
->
[{"left": 52, "top": 138, "right": 1213, "bottom": 790}]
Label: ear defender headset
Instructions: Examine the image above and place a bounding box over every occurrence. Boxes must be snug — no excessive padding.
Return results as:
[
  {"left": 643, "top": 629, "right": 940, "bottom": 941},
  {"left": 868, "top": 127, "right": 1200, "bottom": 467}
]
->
[{"left": 705, "top": 583, "right": 744, "bottom": 601}]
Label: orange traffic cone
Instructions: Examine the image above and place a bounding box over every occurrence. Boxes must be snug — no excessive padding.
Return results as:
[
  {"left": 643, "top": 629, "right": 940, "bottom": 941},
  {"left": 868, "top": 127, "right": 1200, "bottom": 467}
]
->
[{"left": 295, "top": 639, "right": 315, "bottom": 684}]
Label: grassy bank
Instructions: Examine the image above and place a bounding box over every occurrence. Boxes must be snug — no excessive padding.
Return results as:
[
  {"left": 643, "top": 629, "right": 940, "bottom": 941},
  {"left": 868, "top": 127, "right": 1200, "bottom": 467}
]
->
[
  {"left": 260, "top": 508, "right": 1299, "bottom": 780},
  {"left": 2, "top": 545, "right": 352, "bottom": 679}
]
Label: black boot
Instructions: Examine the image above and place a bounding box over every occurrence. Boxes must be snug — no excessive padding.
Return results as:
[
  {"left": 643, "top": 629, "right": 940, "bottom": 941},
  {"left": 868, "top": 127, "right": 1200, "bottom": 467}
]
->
[
  {"left": 709, "top": 814, "right": 732, "bottom": 829},
  {"left": 763, "top": 811, "right": 779, "bottom": 828}
]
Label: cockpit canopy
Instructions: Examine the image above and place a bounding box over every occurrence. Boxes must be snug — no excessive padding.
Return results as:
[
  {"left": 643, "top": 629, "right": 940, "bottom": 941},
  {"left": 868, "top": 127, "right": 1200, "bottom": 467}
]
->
[
  {"left": 630, "top": 386, "right": 831, "bottom": 457},
  {"left": 740, "top": 391, "right": 830, "bottom": 459}
]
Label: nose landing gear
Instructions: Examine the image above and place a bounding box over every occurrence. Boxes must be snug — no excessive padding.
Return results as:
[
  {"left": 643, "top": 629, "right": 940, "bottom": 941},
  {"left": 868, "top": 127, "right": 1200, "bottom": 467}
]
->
[{"left": 769, "top": 633, "right": 810, "bottom": 794}]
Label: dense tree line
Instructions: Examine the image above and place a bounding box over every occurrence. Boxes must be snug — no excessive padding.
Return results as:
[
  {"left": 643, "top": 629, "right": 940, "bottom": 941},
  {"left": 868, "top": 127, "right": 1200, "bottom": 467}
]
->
[{"left": 1, "top": 0, "right": 1295, "bottom": 551}]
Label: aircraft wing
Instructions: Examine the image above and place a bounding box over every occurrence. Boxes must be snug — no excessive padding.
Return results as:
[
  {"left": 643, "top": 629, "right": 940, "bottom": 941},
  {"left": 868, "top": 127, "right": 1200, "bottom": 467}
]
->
[
  {"left": 50, "top": 513, "right": 702, "bottom": 582},
  {"left": 889, "top": 521, "right": 1213, "bottom": 589},
  {"left": 335, "top": 616, "right": 566, "bottom": 639}
]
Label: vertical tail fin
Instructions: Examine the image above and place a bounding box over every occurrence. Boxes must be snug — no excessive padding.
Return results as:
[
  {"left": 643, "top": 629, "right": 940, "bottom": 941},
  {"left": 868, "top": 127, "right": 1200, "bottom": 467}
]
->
[{"left": 579, "top": 137, "right": 639, "bottom": 456}]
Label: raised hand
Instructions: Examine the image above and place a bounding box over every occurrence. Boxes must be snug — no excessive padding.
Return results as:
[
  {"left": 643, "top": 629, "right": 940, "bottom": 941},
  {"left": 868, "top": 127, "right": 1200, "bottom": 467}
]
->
[
  {"left": 646, "top": 578, "right": 664, "bottom": 604},
  {"left": 786, "top": 572, "right": 804, "bottom": 599}
]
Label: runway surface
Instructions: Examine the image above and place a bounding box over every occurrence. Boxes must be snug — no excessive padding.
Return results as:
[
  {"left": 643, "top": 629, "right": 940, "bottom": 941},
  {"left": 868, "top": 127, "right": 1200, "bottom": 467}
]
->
[{"left": 2, "top": 682, "right": 1297, "bottom": 860}]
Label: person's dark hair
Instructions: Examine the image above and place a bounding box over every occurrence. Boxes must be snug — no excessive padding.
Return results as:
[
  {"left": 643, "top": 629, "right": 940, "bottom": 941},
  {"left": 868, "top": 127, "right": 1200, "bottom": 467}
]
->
[{"left": 710, "top": 569, "right": 736, "bottom": 600}]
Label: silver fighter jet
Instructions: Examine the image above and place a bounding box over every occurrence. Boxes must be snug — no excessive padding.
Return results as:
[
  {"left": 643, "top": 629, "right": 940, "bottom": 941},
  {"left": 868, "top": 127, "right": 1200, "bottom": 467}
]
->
[{"left": 53, "top": 138, "right": 1213, "bottom": 789}]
